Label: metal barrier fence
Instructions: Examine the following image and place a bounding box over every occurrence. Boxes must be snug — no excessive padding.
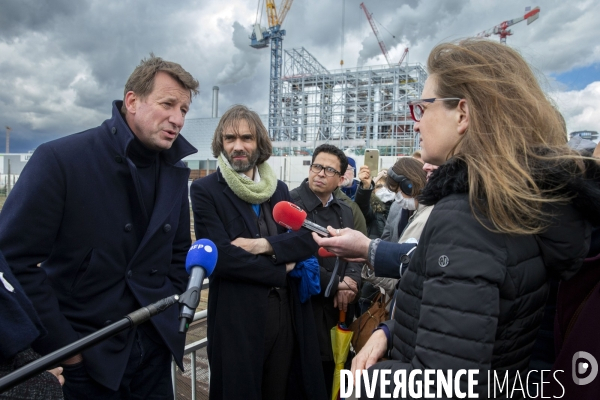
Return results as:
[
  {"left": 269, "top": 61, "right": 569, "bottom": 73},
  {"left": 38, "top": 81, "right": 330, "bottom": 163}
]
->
[{"left": 172, "top": 310, "right": 209, "bottom": 400}]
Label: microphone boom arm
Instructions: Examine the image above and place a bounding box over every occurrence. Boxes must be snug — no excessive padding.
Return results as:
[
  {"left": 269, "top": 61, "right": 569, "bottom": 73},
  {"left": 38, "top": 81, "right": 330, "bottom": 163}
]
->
[{"left": 0, "top": 294, "right": 181, "bottom": 394}]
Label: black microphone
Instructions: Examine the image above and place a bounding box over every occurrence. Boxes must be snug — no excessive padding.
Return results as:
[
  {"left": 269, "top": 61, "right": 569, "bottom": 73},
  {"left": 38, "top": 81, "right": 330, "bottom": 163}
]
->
[{"left": 179, "top": 239, "right": 218, "bottom": 333}]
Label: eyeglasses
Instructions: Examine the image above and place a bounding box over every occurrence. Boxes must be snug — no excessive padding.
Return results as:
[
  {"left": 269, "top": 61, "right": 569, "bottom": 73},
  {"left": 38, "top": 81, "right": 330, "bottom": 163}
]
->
[
  {"left": 310, "top": 163, "right": 341, "bottom": 177},
  {"left": 408, "top": 98, "right": 461, "bottom": 122}
]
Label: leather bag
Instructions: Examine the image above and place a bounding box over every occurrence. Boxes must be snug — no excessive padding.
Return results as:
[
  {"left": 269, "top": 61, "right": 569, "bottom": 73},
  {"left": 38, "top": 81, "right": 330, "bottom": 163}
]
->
[{"left": 349, "top": 290, "right": 391, "bottom": 353}]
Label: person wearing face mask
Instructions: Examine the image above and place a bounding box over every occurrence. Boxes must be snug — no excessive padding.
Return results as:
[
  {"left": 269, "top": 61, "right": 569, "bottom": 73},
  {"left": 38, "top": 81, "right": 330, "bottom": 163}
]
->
[
  {"left": 354, "top": 168, "right": 393, "bottom": 240},
  {"left": 354, "top": 158, "right": 430, "bottom": 312},
  {"left": 379, "top": 158, "right": 423, "bottom": 245},
  {"left": 385, "top": 160, "right": 433, "bottom": 244}
]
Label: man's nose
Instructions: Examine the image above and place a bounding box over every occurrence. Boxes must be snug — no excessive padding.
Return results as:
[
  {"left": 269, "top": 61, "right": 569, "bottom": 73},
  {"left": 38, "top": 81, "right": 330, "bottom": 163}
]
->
[{"left": 169, "top": 110, "right": 185, "bottom": 129}]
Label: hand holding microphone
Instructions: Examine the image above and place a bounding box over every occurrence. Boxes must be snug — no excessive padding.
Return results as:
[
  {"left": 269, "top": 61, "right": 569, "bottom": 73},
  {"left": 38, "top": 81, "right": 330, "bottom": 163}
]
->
[
  {"left": 273, "top": 201, "right": 340, "bottom": 260},
  {"left": 179, "top": 239, "right": 218, "bottom": 333}
]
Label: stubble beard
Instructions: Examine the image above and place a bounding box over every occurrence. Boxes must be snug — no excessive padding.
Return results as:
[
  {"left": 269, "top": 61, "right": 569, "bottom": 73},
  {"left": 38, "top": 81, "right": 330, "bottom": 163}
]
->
[{"left": 226, "top": 150, "right": 260, "bottom": 173}]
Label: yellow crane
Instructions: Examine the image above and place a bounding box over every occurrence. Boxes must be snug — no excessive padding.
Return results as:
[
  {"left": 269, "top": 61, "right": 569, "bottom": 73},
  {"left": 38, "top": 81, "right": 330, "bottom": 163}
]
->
[{"left": 250, "top": 0, "right": 295, "bottom": 139}]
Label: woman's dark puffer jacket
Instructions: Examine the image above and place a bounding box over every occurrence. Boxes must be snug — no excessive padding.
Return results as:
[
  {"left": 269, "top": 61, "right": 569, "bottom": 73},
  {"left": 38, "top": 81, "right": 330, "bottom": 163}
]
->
[{"left": 369, "top": 158, "right": 600, "bottom": 399}]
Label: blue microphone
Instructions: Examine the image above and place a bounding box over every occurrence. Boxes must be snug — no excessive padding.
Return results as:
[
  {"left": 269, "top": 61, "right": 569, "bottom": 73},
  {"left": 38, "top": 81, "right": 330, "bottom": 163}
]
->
[{"left": 179, "top": 239, "right": 218, "bottom": 333}]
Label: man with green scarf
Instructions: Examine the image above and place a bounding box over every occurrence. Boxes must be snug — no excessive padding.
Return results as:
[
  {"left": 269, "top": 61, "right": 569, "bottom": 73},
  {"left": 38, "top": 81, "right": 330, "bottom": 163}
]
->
[{"left": 190, "top": 105, "right": 327, "bottom": 400}]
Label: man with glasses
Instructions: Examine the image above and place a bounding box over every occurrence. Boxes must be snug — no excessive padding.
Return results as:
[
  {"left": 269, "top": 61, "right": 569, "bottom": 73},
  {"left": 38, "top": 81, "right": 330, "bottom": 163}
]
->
[{"left": 290, "top": 144, "right": 362, "bottom": 399}]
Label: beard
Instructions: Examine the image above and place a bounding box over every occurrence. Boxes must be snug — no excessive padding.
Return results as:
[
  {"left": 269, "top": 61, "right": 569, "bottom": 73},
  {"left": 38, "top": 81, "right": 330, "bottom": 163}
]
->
[{"left": 225, "top": 149, "right": 260, "bottom": 173}]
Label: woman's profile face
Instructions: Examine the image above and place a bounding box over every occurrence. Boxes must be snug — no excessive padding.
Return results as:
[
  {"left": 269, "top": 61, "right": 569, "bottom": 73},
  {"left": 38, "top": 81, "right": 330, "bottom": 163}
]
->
[{"left": 415, "top": 76, "right": 465, "bottom": 166}]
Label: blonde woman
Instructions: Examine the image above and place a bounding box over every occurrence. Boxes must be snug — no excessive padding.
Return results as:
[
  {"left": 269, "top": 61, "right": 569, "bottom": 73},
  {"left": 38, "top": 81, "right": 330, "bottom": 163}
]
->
[{"left": 313, "top": 39, "right": 600, "bottom": 398}]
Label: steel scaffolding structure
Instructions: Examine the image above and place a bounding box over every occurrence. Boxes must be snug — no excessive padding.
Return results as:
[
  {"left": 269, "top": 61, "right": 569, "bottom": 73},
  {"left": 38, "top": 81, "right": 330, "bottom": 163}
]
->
[{"left": 270, "top": 47, "right": 427, "bottom": 156}]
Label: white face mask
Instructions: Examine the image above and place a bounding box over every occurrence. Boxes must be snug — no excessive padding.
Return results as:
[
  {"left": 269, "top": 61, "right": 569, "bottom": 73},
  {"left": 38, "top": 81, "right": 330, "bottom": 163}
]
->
[
  {"left": 375, "top": 187, "right": 395, "bottom": 203},
  {"left": 395, "top": 193, "right": 416, "bottom": 210}
]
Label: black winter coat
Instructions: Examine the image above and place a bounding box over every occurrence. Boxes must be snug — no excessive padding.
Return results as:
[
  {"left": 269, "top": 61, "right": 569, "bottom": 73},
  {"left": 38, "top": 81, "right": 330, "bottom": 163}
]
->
[
  {"left": 191, "top": 170, "right": 326, "bottom": 400},
  {"left": 0, "top": 101, "right": 195, "bottom": 390},
  {"left": 369, "top": 158, "right": 599, "bottom": 399},
  {"left": 290, "top": 179, "right": 362, "bottom": 361}
]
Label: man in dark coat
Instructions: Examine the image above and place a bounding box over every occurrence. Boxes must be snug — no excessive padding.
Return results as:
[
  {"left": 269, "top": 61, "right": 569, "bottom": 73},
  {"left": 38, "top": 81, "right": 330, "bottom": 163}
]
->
[
  {"left": 0, "top": 55, "right": 199, "bottom": 399},
  {"left": 190, "top": 105, "right": 326, "bottom": 400},
  {"left": 289, "top": 144, "right": 362, "bottom": 399}
]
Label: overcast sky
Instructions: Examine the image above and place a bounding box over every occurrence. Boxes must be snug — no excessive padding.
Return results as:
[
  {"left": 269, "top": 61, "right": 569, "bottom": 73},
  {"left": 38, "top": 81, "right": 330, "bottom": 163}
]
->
[{"left": 1, "top": 0, "right": 599, "bottom": 152}]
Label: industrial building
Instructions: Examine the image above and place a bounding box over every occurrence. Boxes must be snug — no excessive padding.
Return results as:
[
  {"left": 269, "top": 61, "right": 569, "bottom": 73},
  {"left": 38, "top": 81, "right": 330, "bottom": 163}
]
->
[{"left": 182, "top": 47, "right": 427, "bottom": 183}]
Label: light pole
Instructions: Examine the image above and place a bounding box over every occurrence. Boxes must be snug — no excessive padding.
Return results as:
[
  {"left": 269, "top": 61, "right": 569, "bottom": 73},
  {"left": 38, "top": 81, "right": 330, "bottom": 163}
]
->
[{"left": 4, "top": 126, "right": 10, "bottom": 154}]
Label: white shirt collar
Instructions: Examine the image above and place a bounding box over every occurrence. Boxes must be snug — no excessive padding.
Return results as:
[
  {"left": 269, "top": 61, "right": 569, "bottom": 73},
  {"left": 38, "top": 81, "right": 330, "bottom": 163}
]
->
[{"left": 324, "top": 193, "right": 334, "bottom": 207}]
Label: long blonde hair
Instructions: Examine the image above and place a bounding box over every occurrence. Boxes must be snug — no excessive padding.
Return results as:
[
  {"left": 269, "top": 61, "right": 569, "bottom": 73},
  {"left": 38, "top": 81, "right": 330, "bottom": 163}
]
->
[{"left": 428, "top": 39, "right": 583, "bottom": 235}]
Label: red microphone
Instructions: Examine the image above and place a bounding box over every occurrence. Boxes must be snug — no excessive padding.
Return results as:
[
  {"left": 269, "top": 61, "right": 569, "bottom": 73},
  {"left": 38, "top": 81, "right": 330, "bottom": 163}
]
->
[
  {"left": 272, "top": 201, "right": 330, "bottom": 237},
  {"left": 318, "top": 247, "right": 336, "bottom": 258}
]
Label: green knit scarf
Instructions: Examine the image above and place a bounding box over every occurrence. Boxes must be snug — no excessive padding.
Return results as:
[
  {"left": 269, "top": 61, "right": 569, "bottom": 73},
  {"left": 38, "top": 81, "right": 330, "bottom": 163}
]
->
[{"left": 218, "top": 153, "right": 277, "bottom": 204}]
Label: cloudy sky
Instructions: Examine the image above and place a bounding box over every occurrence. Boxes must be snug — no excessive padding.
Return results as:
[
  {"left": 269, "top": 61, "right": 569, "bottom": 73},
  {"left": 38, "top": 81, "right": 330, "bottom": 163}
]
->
[{"left": 1, "top": 0, "right": 599, "bottom": 152}]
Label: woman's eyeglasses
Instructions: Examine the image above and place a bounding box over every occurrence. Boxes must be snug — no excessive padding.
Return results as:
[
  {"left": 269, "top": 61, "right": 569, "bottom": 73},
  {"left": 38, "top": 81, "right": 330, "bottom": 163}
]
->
[
  {"left": 408, "top": 98, "right": 461, "bottom": 122},
  {"left": 310, "top": 164, "right": 341, "bottom": 177}
]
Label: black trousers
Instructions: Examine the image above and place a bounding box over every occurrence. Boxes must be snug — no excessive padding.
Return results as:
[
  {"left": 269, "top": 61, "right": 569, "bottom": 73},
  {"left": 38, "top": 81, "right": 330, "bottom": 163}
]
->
[
  {"left": 262, "top": 287, "right": 294, "bottom": 400},
  {"left": 62, "top": 325, "right": 173, "bottom": 400}
]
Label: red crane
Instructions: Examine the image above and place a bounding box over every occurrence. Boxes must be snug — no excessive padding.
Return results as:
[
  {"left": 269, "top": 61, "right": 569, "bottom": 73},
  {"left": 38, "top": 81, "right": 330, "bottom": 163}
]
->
[
  {"left": 477, "top": 6, "right": 540, "bottom": 44},
  {"left": 360, "top": 2, "right": 408, "bottom": 67},
  {"left": 398, "top": 47, "right": 408, "bottom": 65}
]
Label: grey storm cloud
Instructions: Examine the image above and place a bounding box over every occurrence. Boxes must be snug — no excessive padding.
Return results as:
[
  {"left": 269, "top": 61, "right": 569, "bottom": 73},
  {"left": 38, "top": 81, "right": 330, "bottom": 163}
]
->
[
  {"left": 357, "top": 0, "right": 466, "bottom": 66},
  {"left": 0, "top": 0, "right": 86, "bottom": 40},
  {"left": 216, "top": 22, "right": 264, "bottom": 85}
]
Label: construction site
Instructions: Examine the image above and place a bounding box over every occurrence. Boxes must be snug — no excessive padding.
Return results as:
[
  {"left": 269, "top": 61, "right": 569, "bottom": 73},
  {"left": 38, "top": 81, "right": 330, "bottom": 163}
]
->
[
  {"left": 271, "top": 46, "right": 426, "bottom": 157},
  {"left": 183, "top": 1, "right": 435, "bottom": 177},
  {"left": 183, "top": 2, "right": 541, "bottom": 183}
]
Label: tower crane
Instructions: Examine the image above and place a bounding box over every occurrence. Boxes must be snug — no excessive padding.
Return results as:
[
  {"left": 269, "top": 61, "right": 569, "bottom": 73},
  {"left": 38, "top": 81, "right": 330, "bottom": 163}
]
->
[
  {"left": 360, "top": 2, "right": 408, "bottom": 67},
  {"left": 250, "top": 0, "right": 294, "bottom": 140},
  {"left": 476, "top": 6, "right": 540, "bottom": 44}
]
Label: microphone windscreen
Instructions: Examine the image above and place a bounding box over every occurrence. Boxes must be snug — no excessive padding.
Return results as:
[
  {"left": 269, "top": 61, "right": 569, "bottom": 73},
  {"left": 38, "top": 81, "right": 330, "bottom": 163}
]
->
[
  {"left": 186, "top": 239, "right": 218, "bottom": 276},
  {"left": 318, "top": 247, "right": 336, "bottom": 258},
  {"left": 272, "top": 201, "right": 307, "bottom": 231}
]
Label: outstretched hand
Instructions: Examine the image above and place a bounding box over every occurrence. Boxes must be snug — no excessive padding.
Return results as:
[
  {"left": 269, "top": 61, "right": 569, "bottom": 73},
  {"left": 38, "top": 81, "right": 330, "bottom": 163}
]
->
[{"left": 312, "top": 226, "right": 371, "bottom": 262}]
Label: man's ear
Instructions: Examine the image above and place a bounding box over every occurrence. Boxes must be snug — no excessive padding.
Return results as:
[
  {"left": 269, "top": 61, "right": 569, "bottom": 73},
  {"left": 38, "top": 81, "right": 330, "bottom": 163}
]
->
[
  {"left": 457, "top": 99, "right": 469, "bottom": 136},
  {"left": 124, "top": 91, "right": 138, "bottom": 115}
]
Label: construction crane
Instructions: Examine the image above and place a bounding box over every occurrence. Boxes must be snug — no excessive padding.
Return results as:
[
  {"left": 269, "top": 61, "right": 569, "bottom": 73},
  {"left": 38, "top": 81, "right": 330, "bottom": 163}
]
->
[
  {"left": 250, "top": 0, "right": 294, "bottom": 140},
  {"left": 360, "top": 2, "right": 408, "bottom": 67},
  {"left": 477, "top": 6, "right": 540, "bottom": 44},
  {"left": 398, "top": 47, "right": 408, "bottom": 66}
]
